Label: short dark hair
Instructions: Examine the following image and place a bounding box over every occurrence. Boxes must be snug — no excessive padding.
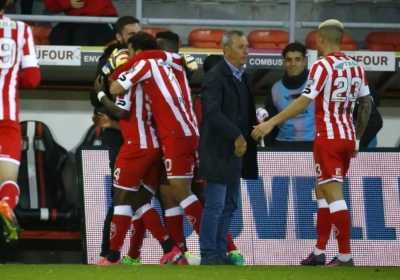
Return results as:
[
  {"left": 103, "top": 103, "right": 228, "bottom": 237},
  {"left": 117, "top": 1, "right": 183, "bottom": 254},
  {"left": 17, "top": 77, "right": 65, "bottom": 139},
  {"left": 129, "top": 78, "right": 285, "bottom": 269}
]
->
[
  {"left": 281, "top": 42, "right": 307, "bottom": 58},
  {"left": 0, "top": 0, "right": 7, "bottom": 10},
  {"left": 115, "top": 16, "right": 140, "bottom": 35},
  {"left": 155, "top": 31, "right": 180, "bottom": 53},
  {"left": 128, "top": 32, "right": 158, "bottom": 52},
  {"left": 203, "top": 55, "right": 223, "bottom": 73}
]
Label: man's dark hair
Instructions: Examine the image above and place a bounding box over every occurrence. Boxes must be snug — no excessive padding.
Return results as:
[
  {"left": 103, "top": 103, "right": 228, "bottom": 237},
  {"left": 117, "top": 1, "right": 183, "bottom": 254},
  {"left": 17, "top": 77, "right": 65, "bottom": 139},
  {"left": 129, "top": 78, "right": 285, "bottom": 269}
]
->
[
  {"left": 0, "top": 0, "right": 7, "bottom": 10},
  {"left": 203, "top": 55, "right": 223, "bottom": 73},
  {"left": 155, "top": 31, "right": 180, "bottom": 53},
  {"left": 115, "top": 16, "right": 140, "bottom": 35},
  {"left": 128, "top": 31, "right": 158, "bottom": 51},
  {"left": 281, "top": 42, "right": 307, "bottom": 58}
]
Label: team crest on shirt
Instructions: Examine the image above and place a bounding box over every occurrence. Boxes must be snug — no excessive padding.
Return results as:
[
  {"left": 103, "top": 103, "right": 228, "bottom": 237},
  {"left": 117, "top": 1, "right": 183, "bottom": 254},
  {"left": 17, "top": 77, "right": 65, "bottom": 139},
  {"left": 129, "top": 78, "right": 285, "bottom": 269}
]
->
[
  {"left": 335, "top": 168, "right": 342, "bottom": 177},
  {"left": 307, "top": 78, "right": 315, "bottom": 86}
]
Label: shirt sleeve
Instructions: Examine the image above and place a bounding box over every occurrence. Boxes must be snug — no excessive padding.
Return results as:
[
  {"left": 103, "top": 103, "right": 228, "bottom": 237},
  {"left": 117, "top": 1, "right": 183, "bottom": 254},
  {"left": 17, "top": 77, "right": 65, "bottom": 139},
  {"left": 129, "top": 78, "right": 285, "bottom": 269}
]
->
[
  {"left": 301, "top": 61, "right": 328, "bottom": 100},
  {"left": 116, "top": 60, "right": 151, "bottom": 91},
  {"left": 357, "top": 68, "right": 370, "bottom": 98},
  {"left": 115, "top": 91, "right": 132, "bottom": 111},
  {"left": 22, "top": 24, "right": 39, "bottom": 69}
]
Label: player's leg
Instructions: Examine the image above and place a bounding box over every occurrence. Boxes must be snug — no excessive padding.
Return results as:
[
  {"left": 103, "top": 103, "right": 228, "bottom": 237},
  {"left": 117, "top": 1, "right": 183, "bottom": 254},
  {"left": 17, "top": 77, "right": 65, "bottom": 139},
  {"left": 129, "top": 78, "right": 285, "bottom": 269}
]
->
[
  {"left": 136, "top": 160, "right": 187, "bottom": 265},
  {"left": 100, "top": 145, "right": 120, "bottom": 258},
  {"left": 0, "top": 125, "right": 22, "bottom": 245},
  {"left": 165, "top": 137, "right": 204, "bottom": 234},
  {"left": 301, "top": 179, "right": 329, "bottom": 266},
  {"left": 318, "top": 140, "right": 354, "bottom": 267}
]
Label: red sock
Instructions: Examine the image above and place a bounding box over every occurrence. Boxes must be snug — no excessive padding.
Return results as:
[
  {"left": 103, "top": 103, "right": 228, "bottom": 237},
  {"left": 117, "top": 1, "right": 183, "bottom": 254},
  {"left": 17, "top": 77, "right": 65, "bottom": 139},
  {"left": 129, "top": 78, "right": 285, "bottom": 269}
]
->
[
  {"left": 329, "top": 200, "right": 351, "bottom": 254},
  {"left": 109, "top": 206, "right": 132, "bottom": 252},
  {"left": 180, "top": 195, "right": 203, "bottom": 234},
  {"left": 139, "top": 204, "right": 170, "bottom": 243},
  {"left": 165, "top": 207, "right": 185, "bottom": 251},
  {"left": 0, "top": 181, "right": 20, "bottom": 209},
  {"left": 315, "top": 199, "right": 331, "bottom": 251},
  {"left": 227, "top": 232, "right": 237, "bottom": 252},
  {"left": 128, "top": 215, "right": 146, "bottom": 260}
]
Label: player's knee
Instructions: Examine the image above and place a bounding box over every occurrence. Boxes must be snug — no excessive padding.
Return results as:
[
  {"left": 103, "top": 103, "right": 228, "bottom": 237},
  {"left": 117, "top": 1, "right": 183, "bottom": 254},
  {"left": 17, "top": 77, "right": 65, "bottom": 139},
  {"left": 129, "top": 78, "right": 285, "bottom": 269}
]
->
[
  {"left": 169, "top": 178, "right": 192, "bottom": 202},
  {"left": 320, "top": 181, "right": 344, "bottom": 204},
  {"left": 113, "top": 187, "right": 135, "bottom": 206},
  {"left": 159, "top": 185, "right": 179, "bottom": 209},
  {"left": 130, "top": 187, "right": 153, "bottom": 211},
  {"left": 0, "top": 162, "right": 19, "bottom": 183}
]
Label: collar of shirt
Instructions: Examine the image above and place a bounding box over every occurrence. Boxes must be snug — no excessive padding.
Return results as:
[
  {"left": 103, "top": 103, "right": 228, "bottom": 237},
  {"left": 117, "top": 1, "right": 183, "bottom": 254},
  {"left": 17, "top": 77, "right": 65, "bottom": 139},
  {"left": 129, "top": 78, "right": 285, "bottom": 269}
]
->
[{"left": 224, "top": 58, "right": 245, "bottom": 81}]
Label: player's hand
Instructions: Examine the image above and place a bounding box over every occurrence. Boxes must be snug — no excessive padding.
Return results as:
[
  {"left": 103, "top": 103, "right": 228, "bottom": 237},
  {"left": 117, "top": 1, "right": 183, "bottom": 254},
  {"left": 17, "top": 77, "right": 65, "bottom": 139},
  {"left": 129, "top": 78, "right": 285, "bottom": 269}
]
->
[
  {"left": 256, "top": 108, "right": 269, "bottom": 124},
  {"left": 234, "top": 135, "right": 247, "bottom": 157},
  {"left": 71, "top": 0, "right": 85, "bottom": 9},
  {"left": 102, "top": 48, "right": 130, "bottom": 75},
  {"left": 94, "top": 75, "right": 105, "bottom": 93},
  {"left": 251, "top": 121, "right": 274, "bottom": 141},
  {"left": 181, "top": 54, "right": 198, "bottom": 72},
  {"left": 352, "top": 140, "right": 360, "bottom": 158},
  {"left": 92, "top": 112, "right": 112, "bottom": 129}
]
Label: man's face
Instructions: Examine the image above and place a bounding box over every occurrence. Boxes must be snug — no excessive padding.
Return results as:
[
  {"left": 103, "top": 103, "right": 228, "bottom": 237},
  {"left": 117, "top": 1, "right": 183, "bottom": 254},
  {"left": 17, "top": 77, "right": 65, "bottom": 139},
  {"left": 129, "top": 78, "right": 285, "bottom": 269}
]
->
[
  {"left": 117, "top": 23, "right": 141, "bottom": 45},
  {"left": 224, "top": 34, "right": 249, "bottom": 67},
  {"left": 283, "top": 51, "right": 306, "bottom": 77}
]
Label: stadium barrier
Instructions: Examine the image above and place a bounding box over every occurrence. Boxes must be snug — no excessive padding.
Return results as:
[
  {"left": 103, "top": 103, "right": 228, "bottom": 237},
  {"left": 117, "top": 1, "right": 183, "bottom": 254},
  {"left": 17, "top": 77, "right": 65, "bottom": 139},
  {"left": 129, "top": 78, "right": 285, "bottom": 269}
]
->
[{"left": 77, "top": 146, "right": 400, "bottom": 266}]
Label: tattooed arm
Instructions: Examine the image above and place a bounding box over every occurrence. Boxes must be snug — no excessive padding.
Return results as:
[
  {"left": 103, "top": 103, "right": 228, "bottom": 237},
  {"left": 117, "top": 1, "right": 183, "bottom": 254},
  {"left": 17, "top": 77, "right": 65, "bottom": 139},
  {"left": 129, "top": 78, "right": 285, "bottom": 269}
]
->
[{"left": 355, "top": 95, "right": 372, "bottom": 141}]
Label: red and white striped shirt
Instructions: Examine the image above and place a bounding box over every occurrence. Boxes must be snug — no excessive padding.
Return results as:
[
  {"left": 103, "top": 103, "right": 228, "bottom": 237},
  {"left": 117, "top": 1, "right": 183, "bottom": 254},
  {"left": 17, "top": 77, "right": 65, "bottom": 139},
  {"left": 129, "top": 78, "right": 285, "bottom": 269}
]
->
[
  {"left": 0, "top": 15, "right": 40, "bottom": 123},
  {"left": 302, "top": 53, "right": 370, "bottom": 140},
  {"left": 117, "top": 58, "right": 199, "bottom": 140},
  {"left": 115, "top": 82, "right": 159, "bottom": 149}
]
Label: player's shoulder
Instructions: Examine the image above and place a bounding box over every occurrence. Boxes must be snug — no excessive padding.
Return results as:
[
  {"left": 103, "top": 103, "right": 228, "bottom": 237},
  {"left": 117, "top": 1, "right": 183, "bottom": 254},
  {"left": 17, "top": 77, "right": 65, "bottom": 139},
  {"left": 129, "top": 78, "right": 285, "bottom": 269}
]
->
[{"left": 0, "top": 17, "right": 27, "bottom": 30}]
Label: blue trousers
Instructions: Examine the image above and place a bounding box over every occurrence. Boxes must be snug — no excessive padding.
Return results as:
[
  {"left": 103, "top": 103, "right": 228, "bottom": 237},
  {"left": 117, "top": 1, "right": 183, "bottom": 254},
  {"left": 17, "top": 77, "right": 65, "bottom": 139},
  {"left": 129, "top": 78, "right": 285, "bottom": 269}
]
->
[{"left": 199, "top": 177, "right": 241, "bottom": 259}]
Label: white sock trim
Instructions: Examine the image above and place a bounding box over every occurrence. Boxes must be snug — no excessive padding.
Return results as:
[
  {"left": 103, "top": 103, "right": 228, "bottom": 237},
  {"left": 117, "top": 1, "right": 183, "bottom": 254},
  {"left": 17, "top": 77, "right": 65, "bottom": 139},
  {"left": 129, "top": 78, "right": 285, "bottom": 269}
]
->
[
  {"left": 136, "top": 203, "right": 153, "bottom": 218},
  {"left": 338, "top": 253, "right": 352, "bottom": 262},
  {"left": 114, "top": 205, "right": 132, "bottom": 216},
  {"left": 329, "top": 200, "right": 348, "bottom": 214},
  {"left": 165, "top": 206, "right": 183, "bottom": 217},
  {"left": 131, "top": 214, "right": 140, "bottom": 221},
  {"left": 317, "top": 199, "right": 329, "bottom": 208},
  {"left": 180, "top": 195, "right": 198, "bottom": 209},
  {"left": 313, "top": 247, "right": 325, "bottom": 255},
  {"left": 0, "top": 180, "right": 20, "bottom": 195}
]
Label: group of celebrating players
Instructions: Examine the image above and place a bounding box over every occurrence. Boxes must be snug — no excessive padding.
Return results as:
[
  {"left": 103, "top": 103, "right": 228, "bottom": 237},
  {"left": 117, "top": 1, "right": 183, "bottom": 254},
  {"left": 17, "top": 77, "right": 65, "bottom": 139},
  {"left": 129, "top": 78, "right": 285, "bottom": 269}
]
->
[
  {"left": 92, "top": 30, "right": 244, "bottom": 265},
  {"left": 0, "top": 0, "right": 373, "bottom": 266}
]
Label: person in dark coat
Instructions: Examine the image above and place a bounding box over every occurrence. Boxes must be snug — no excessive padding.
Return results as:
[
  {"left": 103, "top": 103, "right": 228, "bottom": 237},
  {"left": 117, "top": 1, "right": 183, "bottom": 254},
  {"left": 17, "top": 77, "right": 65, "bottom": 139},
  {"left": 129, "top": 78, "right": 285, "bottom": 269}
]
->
[
  {"left": 198, "top": 30, "right": 258, "bottom": 265},
  {"left": 89, "top": 16, "right": 141, "bottom": 259}
]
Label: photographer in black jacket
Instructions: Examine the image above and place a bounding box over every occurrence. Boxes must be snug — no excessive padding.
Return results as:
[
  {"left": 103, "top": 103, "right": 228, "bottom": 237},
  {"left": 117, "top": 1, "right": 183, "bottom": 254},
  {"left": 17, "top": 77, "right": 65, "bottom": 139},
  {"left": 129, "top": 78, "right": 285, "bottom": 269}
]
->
[{"left": 89, "top": 16, "right": 141, "bottom": 259}]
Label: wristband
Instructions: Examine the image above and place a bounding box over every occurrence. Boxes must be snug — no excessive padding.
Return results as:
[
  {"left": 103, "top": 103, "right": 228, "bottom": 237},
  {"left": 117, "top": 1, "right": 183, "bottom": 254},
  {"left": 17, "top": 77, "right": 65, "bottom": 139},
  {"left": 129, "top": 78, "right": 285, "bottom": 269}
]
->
[
  {"left": 356, "top": 140, "right": 360, "bottom": 150},
  {"left": 97, "top": 91, "right": 106, "bottom": 102}
]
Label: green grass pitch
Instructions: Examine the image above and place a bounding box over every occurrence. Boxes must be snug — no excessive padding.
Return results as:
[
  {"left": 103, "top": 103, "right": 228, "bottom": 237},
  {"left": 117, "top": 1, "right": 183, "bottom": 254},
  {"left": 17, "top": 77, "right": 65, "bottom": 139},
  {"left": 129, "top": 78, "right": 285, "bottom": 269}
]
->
[{"left": 2, "top": 265, "right": 400, "bottom": 280}]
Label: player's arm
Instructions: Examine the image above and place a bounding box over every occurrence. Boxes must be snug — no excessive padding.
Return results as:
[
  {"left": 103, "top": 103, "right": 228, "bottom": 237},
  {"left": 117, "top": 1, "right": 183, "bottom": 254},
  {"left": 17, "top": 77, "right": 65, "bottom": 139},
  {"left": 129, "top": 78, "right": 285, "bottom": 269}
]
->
[
  {"left": 92, "top": 112, "right": 121, "bottom": 130},
  {"left": 355, "top": 75, "right": 372, "bottom": 142},
  {"left": 109, "top": 60, "right": 150, "bottom": 96},
  {"left": 252, "top": 62, "right": 327, "bottom": 140},
  {"left": 94, "top": 76, "right": 129, "bottom": 120},
  {"left": 109, "top": 50, "right": 165, "bottom": 82},
  {"left": 19, "top": 24, "right": 41, "bottom": 88},
  {"left": 201, "top": 71, "right": 242, "bottom": 142},
  {"left": 97, "top": 93, "right": 129, "bottom": 120}
]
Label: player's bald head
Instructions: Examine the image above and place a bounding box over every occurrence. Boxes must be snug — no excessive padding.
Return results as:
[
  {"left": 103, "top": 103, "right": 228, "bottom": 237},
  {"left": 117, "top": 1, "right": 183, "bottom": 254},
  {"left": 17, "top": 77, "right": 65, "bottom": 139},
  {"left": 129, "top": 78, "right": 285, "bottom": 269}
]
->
[{"left": 318, "top": 19, "right": 344, "bottom": 45}]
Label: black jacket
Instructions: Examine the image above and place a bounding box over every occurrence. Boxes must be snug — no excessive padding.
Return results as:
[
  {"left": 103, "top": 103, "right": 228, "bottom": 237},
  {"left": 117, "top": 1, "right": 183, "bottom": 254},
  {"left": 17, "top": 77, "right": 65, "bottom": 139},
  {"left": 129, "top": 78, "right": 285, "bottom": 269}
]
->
[
  {"left": 199, "top": 60, "right": 258, "bottom": 184},
  {"left": 89, "top": 43, "right": 125, "bottom": 148}
]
